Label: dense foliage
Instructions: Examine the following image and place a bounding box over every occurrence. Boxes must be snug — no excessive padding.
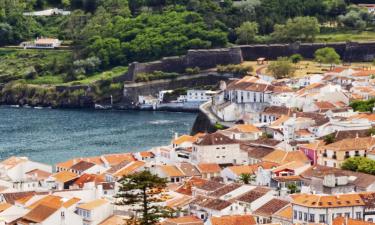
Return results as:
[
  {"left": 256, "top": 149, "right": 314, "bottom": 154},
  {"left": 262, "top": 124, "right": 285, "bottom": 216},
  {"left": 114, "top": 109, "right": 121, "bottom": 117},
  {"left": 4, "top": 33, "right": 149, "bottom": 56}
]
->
[
  {"left": 350, "top": 98, "right": 375, "bottom": 112},
  {"left": 0, "top": 0, "right": 374, "bottom": 86},
  {"left": 342, "top": 157, "right": 375, "bottom": 175}
]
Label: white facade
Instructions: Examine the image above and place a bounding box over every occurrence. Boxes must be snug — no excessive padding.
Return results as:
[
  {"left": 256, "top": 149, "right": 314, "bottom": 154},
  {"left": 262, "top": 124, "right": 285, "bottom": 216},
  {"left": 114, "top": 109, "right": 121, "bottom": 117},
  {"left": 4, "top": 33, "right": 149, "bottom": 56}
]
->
[
  {"left": 76, "top": 200, "right": 113, "bottom": 225},
  {"left": 191, "top": 143, "right": 248, "bottom": 165}
]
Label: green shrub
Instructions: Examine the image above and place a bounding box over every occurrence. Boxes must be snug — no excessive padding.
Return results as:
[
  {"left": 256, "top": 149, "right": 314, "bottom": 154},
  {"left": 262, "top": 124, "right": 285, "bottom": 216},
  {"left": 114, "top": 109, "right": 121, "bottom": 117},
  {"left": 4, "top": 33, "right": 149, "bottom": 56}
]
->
[
  {"left": 185, "top": 67, "right": 201, "bottom": 75},
  {"left": 217, "top": 64, "right": 253, "bottom": 76}
]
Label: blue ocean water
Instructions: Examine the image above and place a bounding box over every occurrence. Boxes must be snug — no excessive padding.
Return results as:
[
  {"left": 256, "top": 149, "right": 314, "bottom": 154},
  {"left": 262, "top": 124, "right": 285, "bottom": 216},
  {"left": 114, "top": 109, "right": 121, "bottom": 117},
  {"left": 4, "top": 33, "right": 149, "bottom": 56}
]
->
[{"left": 0, "top": 106, "right": 196, "bottom": 165}]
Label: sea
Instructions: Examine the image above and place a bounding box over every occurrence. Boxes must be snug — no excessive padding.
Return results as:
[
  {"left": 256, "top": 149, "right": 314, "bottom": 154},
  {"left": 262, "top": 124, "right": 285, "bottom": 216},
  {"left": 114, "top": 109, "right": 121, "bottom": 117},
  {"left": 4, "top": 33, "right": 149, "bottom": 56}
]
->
[{"left": 0, "top": 106, "right": 197, "bottom": 165}]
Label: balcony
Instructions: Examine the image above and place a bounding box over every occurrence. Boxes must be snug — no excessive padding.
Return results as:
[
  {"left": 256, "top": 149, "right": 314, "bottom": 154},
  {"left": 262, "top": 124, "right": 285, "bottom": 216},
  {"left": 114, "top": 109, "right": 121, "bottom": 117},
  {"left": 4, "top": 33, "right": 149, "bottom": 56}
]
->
[{"left": 332, "top": 155, "right": 337, "bottom": 159}]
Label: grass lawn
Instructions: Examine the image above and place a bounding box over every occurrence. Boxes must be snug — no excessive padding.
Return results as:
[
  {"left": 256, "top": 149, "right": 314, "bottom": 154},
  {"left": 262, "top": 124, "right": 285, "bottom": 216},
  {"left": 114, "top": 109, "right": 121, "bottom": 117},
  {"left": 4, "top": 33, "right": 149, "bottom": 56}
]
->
[
  {"left": 242, "top": 60, "right": 374, "bottom": 78},
  {"left": 316, "top": 31, "right": 375, "bottom": 43}
]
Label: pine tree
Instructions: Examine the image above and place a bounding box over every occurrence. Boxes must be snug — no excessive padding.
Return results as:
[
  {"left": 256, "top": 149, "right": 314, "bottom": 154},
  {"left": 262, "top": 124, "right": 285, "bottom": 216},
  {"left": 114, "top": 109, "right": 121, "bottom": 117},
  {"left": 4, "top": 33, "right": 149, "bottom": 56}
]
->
[{"left": 116, "top": 171, "right": 175, "bottom": 225}]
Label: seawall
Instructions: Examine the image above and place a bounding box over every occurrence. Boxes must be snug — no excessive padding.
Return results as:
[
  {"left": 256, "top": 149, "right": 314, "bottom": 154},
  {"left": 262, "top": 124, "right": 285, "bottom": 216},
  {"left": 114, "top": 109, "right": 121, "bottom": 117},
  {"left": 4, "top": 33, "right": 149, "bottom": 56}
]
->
[{"left": 123, "top": 72, "right": 228, "bottom": 103}]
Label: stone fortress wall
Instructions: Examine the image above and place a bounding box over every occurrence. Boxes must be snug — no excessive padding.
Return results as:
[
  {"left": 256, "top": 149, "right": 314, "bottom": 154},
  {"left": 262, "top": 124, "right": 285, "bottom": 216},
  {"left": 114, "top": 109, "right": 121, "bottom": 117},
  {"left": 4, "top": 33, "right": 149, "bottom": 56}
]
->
[{"left": 122, "top": 41, "right": 375, "bottom": 82}]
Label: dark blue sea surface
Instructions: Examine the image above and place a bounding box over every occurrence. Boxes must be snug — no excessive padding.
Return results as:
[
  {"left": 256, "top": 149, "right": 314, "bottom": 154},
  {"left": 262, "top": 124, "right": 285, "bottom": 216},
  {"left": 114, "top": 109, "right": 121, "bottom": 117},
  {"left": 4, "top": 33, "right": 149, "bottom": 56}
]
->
[{"left": 0, "top": 106, "right": 196, "bottom": 164}]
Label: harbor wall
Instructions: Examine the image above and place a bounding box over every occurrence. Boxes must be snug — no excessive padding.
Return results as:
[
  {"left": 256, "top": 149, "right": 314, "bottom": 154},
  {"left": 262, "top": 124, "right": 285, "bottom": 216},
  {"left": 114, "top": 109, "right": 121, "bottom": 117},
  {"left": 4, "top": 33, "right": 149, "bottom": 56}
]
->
[{"left": 123, "top": 72, "right": 227, "bottom": 103}]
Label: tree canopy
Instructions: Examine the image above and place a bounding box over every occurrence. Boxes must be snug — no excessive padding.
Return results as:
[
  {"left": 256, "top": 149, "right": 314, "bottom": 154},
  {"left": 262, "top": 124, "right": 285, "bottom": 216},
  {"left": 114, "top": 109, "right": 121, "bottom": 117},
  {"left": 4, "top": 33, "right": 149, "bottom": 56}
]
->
[
  {"left": 314, "top": 47, "right": 341, "bottom": 68},
  {"left": 116, "top": 171, "right": 174, "bottom": 225},
  {"left": 267, "top": 57, "right": 296, "bottom": 79}
]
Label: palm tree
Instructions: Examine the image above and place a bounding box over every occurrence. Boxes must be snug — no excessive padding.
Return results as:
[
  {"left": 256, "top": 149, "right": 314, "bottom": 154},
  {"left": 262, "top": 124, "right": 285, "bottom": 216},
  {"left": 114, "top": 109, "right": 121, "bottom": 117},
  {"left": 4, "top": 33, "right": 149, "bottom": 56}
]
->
[{"left": 239, "top": 173, "right": 255, "bottom": 184}]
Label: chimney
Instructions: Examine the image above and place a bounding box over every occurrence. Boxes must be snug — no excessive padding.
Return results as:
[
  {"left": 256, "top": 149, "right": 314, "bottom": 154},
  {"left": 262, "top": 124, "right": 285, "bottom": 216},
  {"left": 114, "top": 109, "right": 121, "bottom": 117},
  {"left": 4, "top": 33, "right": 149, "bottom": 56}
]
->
[{"left": 174, "top": 132, "right": 178, "bottom": 140}]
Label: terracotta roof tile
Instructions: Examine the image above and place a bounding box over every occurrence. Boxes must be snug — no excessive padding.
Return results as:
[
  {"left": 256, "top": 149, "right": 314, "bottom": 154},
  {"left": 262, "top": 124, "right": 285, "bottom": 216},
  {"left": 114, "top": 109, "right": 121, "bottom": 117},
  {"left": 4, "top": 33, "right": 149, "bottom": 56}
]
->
[
  {"left": 160, "top": 165, "right": 185, "bottom": 177},
  {"left": 254, "top": 198, "right": 289, "bottom": 216},
  {"left": 22, "top": 203, "right": 59, "bottom": 223},
  {"left": 274, "top": 205, "right": 292, "bottom": 220},
  {"left": 52, "top": 171, "right": 78, "bottom": 183},
  {"left": 292, "top": 193, "right": 364, "bottom": 208},
  {"left": 225, "top": 124, "right": 261, "bottom": 133},
  {"left": 113, "top": 161, "right": 145, "bottom": 178},
  {"left": 210, "top": 215, "right": 256, "bottom": 225},
  {"left": 162, "top": 216, "right": 203, "bottom": 225},
  {"left": 77, "top": 199, "right": 108, "bottom": 210},
  {"left": 333, "top": 217, "right": 375, "bottom": 225},
  {"left": 195, "top": 132, "right": 238, "bottom": 146},
  {"left": 73, "top": 174, "right": 105, "bottom": 188},
  {"left": 197, "top": 163, "right": 221, "bottom": 173},
  {"left": 237, "top": 187, "right": 270, "bottom": 203},
  {"left": 70, "top": 161, "right": 96, "bottom": 172},
  {"left": 191, "top": 196, "right": 232, "bottom": 211}
]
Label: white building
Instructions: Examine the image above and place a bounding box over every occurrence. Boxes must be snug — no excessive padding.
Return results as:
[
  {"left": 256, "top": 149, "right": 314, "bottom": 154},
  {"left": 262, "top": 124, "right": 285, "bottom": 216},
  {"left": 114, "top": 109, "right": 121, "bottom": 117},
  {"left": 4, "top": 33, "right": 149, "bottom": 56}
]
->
[
  {"left": 292, "top": 193, "right": 365, "bottom": 225},
  {"left": 186, "top": 90, "right": 217, "bottom": 102},
  {"left": 20, "top": 37, "right": 62, "bottom": 49},
  {"left": 76, "top": 199, "right": 113, "bottom": 225},
  {"left": 191, "top": 132, "right": 248, "bottom": 165}
]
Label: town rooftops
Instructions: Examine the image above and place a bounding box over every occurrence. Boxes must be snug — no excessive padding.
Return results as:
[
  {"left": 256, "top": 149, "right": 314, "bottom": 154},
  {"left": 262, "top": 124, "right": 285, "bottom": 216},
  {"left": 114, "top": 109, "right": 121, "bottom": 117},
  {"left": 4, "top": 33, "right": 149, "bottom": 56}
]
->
[
  {"left": 196, "top": 163, "right": 221, "bottom": 174},
  {"left": 262, "top": 106, "right": 295, "bottom": 116},
  {"left": 77, "top": 199, "right": 108, "bottom": 210},
  {"left": 333, "top": 217, "right": 375, "bottom": 225},
  {"left": 209, "top": 183, "right": 242, "bottom": 198},
  {"left": 196, "top": 180, "right": 225, "bottom": 191},
  {"left": 160, "top": 165, "right": 185, "bottom": 177},
  {"left": 173, "top": 133, "right": 205, "bottom": 145},
  {"left": 210, "top": 215, "right": 256, "bottom": 225},
  {"left": 52, "top": 171, "right": 78, "bottom": 183},
  {"left": 236, "top": 187, "right": 270, "bottom": 203},
  {"left": 21, "top": 203, "right": 59, "bottom": 223},
  {"left": 273, "top": 205, "right": 292, "bottom": 220},
  {"left": 191, "top": 196, "right": 232, "bottom": 211},
  {"left": 194, "top": 132, "right": 238, "bottom": 146},
  {"left": 253, "top": 198, "right": 290, "bottom": 216},
  {"left": 292, "top": 193, "right": 365, "bottom": 208},
  {"left": 162, "top": 216, "right": 203, "bottom": 225},
  {"left": 224, "top": 124, "right": 261, "bottom": 133},
  {"left": 322, "top": 136, "right": 375, "bottom": 151},
  {"left": 72, "top": 173, "right": 105, "bottom": 188},
  {"left": 113, "top": 161, "right": 145, "bottom": 178},
  {"left": 178, "top": 162, "right": 201, "bottom": 177},
  {"left": 25, "top": 169, "right": 51, "bottom": 180},
  {"left": 262, "top": 149, "right": 310, "bottom": 165},
  {"left": 0, "top": 156, "right": 28, "bottom": 169},
  {"left": 1, "top": 191, "right": 37, "bottom": 204},
  {"left": 301, "top": 165, "right": 375, "bottom": 190},
  {"left": 241, "top": 144, "right": 276, "bottom": 160},
  {"left": 70, "top": 161, "right": 96, "bottom": 172}
]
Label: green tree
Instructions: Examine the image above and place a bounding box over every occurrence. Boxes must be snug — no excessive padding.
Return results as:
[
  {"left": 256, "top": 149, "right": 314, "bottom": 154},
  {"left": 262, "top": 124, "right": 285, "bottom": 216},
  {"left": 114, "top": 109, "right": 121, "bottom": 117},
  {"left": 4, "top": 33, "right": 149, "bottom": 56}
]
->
[
  {"left": 271, "top": 16, "right": 320, "bottom": 42},
  {"left": 338, "top": 5, "right": 373, "bottom": 30},
  {"left": 349, "top": 98, "right": 375, "bottom": 112},
  {"left": 342, "top": 157, "right": 375, "bottom": 175},
  {"left": 235, "top": 21, "right": 258, "bottom": 44},
  {"left": 289, "top": 54, "right": 303, "bottom": 64},
  {"left": 267, "top": 57, "right": 296, "bottom": 79},
  {"left": 116, "top": 171, "right": 174, "bottom": 225},
  {"left": 287, "top": 183, "right": 299, "bottom": 194},
  {"left": 323, "top": 134, "right": 335, "bottom": 144},
  {"left": 239, "top": 173, "right": 255, "bottom": 184},
  {"left": 314, "top": 47, "right": 341, "bottom": 69}
]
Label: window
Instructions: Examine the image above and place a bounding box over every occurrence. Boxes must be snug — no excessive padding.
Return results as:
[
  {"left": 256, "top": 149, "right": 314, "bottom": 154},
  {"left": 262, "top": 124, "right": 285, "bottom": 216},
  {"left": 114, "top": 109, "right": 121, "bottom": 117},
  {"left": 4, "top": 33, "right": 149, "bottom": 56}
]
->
[
  {"left": 345, "top": 213, "right": 350, "bottom": 218},
  {"left": 319, "top": 214, "right": 325, "bottom": 223},
  {"left": 299, "top": 212, "right": 302, "bottom": 220},
  {"left": 309, "top": 214, "right": 315, "bottom": 222},
  {"left": 356, "top": 212, "right": 361, "bottom": 219},
  {"left": 304, "top": 213, "right": 308, "bottom": 221},
  {"left": 294, "top": 210, "right": 297, "bottom": 220},
  {"left": 337, "top": 213, "right": 342, "bottom": 218}
]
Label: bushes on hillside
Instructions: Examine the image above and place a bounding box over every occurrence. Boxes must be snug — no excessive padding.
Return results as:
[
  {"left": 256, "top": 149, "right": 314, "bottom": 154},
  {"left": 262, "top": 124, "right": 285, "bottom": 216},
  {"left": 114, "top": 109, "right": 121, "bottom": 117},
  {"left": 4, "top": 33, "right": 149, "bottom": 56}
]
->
[
  {"left": 135, "top": 71, "right": 179, "bottom": 82},
  {"left": 217, "top": 64, "right": 253, "bottom": 76}
]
